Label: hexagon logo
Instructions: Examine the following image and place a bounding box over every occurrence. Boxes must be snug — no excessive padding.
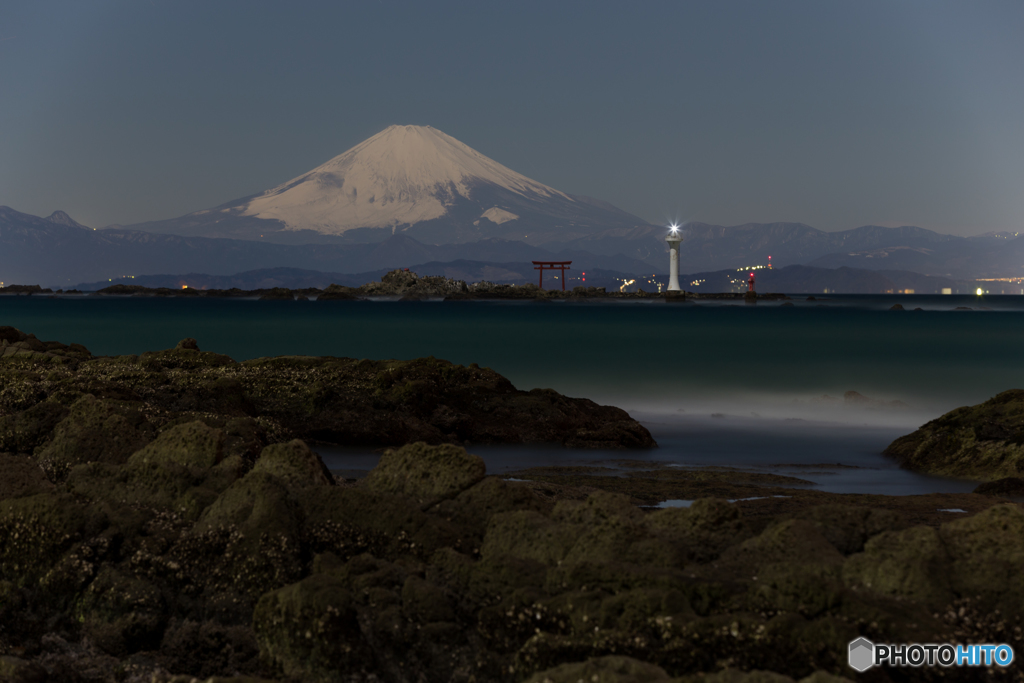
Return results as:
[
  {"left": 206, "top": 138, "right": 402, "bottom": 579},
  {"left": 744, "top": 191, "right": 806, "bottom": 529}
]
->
[{"left": 848, "top": 637, "right": 875, "bottom": 672}]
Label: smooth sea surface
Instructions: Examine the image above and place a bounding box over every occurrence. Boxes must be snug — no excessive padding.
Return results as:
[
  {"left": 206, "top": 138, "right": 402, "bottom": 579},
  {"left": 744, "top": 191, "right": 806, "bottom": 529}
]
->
[{"left": 3, "top": 293, "right": 1022, "bottom": 496}]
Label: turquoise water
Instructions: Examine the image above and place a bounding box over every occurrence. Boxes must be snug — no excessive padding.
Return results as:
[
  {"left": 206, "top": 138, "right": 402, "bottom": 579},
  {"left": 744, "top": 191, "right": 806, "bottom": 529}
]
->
[
  {"left": 2, "top": 294, "right": 1021, "bottom": 494},
  {"left": 2, "top": 295, "right": 1020, "bottom": 411}
]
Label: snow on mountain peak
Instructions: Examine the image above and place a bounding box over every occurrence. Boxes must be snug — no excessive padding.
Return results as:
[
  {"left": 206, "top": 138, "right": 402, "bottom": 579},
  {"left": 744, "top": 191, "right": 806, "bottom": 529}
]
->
[
  {"left": 46, "top": 210, "right": 89, "bottom": 229},
  {"left": 241, "top": 125, "right": 571, "bottom": 234},
  {"left": 479, "top": 207, "right": 519, "bottom": 225}
]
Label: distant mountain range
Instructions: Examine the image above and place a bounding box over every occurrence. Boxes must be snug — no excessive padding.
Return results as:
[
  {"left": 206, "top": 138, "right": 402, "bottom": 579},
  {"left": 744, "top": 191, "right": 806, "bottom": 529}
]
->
[
  {"left": 2, "top": 124, "right": 1021, "bottom": 289},
  {"left": 4, "top": 203, "right": 1021, "bottom": 289},
  {"left": 0, "top": 206, "right": 653, "bottom": 287},
  {"left": 668, "top": 222, "right": 1024, "bottom": 278}
]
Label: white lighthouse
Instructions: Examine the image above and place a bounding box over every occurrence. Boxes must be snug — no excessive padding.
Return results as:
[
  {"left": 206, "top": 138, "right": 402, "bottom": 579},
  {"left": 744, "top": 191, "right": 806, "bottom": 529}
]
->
[{"left": 666, "top": 224, "right": 682, "bottom": 291}]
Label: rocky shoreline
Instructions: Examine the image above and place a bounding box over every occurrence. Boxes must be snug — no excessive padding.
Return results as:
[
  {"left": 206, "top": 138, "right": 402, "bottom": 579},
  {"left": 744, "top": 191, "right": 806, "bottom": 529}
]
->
[
  {"left": 884, "top": 390, "right": 1024, "bottom": 482},
  {"left": 3, "top": 330, "right": 1024, "bottom": 682},
  {"left": 1, "top": 269, "right": 789, "bottom": 302},
  {"left": 0, "top": 327, "right": 655, "bottom": 458},
  {"left": 4, "top": 438, "right": 1024, "bottom": 683}
]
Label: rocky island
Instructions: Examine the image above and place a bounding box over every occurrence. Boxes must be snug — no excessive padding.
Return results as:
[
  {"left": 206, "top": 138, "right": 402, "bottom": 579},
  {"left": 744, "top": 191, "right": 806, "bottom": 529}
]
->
[
  {"left": 3, "top": 269, "right": 789, "bottom": 302},
  {"left": 2, "top": 330, "right": 1024, "bottom": 682}
]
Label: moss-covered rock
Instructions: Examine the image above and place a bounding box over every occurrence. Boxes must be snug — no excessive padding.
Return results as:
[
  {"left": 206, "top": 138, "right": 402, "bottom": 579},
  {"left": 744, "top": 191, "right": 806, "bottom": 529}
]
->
[
  {"left": 885, "top": 389, "right": 1024, "bottom": 479},
  {"left": 193, "top": 470, "right": 300, "bottom": 546},
  {"left": 0, "top": 655, "right": 48, "bottom": 683},
  {"left": 939, "top": 503, "right": 1024, "bottom": 613},
  {"left": 364, "top": 441, "right": 485, "bottom": 503},
  {"left": 66, "top": 458, "right": 220, "bottom": 522},
  {"left": 0, "top": 400, "right": 67, "bottom": 453},
  {"left": 431, "top": 475, "right": 551, "bottom": 540},
  {"left": 0, "top": 493, "right": 99, "bottom": 587},
  {"left": 2, "top": 330, "right": 655, "bottom": 451},
  {"left": 60, "top": 421, "right": 248, "bottom": 522},
  {"left": 2, "top": 439, "right": 1022, "bottom": 682},
  {"left": 0, "top": 327, "right": 91, "bottom": 367},
  {"left": 974, "top": 476, "right": 1024, "bottom": 496},
  {"left": 129, "top": 420, "right": 224, "bottom": 469},
  {"left": 76, "top": 565, "right": 167, "bottom": 655},
  {"left": 154, "top": 469, "right": 307, "bottom": 604},
  {"left": 674, "top": 668, "right": 851, "bottom": 682},
  {"left": 34, "top": 394, "right": 153, "bottom": 480},
  {"left": 0, "top": 454, "right": 53, "bottom": 501},
  {"left": 156, "top": 619, "right": 262, "bottom": 680},
  {"left": 645, "top": 498, "right": 752, "bottom": 563},
  {"left": 401, "top": 575, "right": 456, "bottom": 624},
  {"left": 555, "top": 492, "right": 647, "bottom": 566},
  {"left": 481, "top": 510, "right": 578, "bottom": 566},
  {"left": 524, "top": 655, "right": 674, "bottom": 683},
  {"left": 250, "top": 439, "right": 332, "bottom": 489},
  {"left": 842, "top": 525, "right": 953, "bottom": 608},
  {"left": 252, "top": 573, "right": 372, "bottom": 682},
  {"left": 139, "top": 346, "right": 236, "bottom": 371},
  {"left": 788, "top": 504, "right": 905, "bottom": 555},
  {"left": 301, "top": 484, "right": 465, "bottom": 563}
]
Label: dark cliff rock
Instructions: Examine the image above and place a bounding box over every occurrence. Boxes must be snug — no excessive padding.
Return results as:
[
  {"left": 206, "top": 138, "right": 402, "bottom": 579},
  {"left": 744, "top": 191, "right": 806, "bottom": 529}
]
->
[
  {"left": 0, "top": 330, "right": 654, "bottom": 452},
  {"left": 884, "top": 389, "right": 1024, "bottom": 480},
  {"left": 316, "top": 283, "right": 361, "bottom": 300},
  {"left": 975, "top": 476, "right": 1024, "bottom": 497},
  {"left": 0, "top": 284, "right": 53, "bottom": 295},
  {"left": 256, "top": 287, "right": 295, "bottom": 301}
]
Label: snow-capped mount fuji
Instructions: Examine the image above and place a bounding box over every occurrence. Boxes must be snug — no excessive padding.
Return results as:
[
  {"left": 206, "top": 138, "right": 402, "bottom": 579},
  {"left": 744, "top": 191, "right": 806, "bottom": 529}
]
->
[
  {"left": 244, "top": 125, "right": 573, "bottom": 233},
  {"left": 126, "top": 125, "right": 656, "bottom": 245}
]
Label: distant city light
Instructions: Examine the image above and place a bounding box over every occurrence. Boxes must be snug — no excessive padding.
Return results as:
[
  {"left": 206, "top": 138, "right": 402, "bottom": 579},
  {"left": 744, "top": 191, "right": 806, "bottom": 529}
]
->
[{"left": 976, "top": 288, "right": 984, "bottom": 295}]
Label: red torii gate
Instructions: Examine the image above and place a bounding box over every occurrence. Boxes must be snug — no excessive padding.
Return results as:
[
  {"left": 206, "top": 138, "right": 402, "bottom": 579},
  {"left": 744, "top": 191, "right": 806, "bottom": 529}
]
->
[{"left": 533, "top": 261, "right": 572, "bottom": 291}]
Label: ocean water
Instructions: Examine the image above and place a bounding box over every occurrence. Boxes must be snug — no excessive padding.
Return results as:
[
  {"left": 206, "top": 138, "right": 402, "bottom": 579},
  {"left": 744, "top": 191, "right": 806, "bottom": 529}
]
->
[{"left": 2, "top": 294, "right": 1022, "bottom": 495}]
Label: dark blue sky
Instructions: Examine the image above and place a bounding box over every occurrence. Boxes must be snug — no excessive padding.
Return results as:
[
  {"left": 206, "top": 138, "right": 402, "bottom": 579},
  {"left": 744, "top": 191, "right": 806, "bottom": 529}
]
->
[{"left": 2, "top": 1, "right": 1022, "bottom": 235}]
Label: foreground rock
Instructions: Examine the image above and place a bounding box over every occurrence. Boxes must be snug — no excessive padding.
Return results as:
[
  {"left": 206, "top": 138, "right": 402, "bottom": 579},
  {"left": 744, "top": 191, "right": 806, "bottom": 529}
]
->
[
  {"left": 0, "top": 329, "right": 654, "bottom": 454},
  {"left": 0, "top": 326, "right": 92, "bottom": 363},
  {"left": 3, "top": 435, "right": 1023, "bottom": 681},
  {"left": 885, "top": 389, "right": 1024, "bottom": 480}
]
